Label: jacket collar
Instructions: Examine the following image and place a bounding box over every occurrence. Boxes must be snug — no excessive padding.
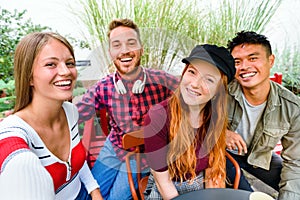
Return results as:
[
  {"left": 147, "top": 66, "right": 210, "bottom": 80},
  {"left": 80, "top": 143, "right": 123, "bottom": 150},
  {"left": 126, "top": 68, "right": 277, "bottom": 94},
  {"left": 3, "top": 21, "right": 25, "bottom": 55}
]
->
[{"left": 228, "top": 79, "right": 281, "bottom": 111}]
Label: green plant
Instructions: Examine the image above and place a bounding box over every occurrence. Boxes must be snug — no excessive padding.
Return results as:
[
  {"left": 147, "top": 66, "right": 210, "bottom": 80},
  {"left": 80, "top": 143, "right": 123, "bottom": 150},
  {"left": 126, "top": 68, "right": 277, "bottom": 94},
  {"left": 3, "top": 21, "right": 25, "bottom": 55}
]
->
[
  {"left": 0, "top": 79, "right": 15, "bottom": 96},
  {"left": 0, "top": 7, "right": 50, "bottom": 82},
  {"left": 73, "top": 86, "right": 87, "bottom": 97},
  {"left": 70, "top": 0, "right": 282, "bottom": 76},
  {"left": 71, "top": 0, "right": 300, "bottom": 96},
  {"left": 0, "top": 7, "right": 88, "bottom": 83},
  {"left": 197, "top": 0, "right": 282, "bottom": 45},
  {"left": 273, "top": 45, "right": 300, "bottom": 95},
  {"left": 0, "top": 79, "right": 15, "bottom": 112},
  {"left": 0, "top": 96, "right": 16, "bottom": 112}
]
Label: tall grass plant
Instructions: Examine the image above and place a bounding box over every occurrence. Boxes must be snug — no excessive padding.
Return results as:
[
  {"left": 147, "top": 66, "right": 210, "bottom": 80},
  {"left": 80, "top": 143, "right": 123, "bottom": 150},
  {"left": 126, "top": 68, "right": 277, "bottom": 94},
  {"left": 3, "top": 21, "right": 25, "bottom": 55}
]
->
[{"left": 68, "top": 0, "right": 300, "bottom": 91}]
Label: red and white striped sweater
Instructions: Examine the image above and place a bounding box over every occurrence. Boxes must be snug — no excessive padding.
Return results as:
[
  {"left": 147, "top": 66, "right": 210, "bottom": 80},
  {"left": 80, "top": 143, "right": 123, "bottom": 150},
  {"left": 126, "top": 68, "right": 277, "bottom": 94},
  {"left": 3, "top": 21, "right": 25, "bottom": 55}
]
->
[{"left": 0, "top": 102, "right": 98, "bottom": 199}]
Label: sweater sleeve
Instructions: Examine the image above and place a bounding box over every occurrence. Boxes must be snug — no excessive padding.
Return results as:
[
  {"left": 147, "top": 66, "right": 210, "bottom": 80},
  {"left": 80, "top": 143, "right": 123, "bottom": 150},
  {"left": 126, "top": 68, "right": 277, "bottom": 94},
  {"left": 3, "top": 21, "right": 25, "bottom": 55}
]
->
[
  {"left": 0, "top": 151, "right": 55, "bottom": 200},
  {"left": 79, "top": 161, "right": 99, "bottom": 194}
]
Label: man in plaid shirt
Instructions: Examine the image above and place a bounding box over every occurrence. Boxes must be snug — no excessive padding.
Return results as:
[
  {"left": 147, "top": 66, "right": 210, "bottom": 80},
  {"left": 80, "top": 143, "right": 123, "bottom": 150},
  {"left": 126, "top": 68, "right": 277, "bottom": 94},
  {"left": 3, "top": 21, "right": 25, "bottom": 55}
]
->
[{"left": 76, "top": 18, "right": 179, "bottom": 199}]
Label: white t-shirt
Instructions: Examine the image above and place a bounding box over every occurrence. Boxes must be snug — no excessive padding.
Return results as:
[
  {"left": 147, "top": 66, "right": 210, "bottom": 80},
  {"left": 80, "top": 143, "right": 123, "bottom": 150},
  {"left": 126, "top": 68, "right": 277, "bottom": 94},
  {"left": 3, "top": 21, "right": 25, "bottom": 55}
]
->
[{"left": 232, "top": 94, "right": 266, "bottom": 155}]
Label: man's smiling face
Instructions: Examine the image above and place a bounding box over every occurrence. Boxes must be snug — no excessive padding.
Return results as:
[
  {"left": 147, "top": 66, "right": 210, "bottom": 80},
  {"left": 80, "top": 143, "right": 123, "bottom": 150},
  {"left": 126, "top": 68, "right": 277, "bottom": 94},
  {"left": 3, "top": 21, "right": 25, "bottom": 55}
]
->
[
  {"left": 231, "top": 43, "right": 274, "bottom": 89},
  {"left": 109, "top": 26, "right": 143, "bottom": 75}
]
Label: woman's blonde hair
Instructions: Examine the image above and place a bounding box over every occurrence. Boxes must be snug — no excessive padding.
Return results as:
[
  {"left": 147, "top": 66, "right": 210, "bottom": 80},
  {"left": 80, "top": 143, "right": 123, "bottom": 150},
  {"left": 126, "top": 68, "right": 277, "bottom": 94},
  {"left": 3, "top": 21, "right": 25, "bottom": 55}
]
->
[
  {"left": 13, "top": 32, "right": 75, "bottom": 113},
  {"left": 167, "top": 65, "right": 228, "bottom": 184}
]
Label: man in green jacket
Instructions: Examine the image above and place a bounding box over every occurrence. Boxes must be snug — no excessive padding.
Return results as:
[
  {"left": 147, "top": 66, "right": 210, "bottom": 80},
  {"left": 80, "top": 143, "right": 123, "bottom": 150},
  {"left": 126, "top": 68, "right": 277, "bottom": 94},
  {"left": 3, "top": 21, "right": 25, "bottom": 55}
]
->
[{"left": 225, "top": 30, "right": 300, "bottom": 200}]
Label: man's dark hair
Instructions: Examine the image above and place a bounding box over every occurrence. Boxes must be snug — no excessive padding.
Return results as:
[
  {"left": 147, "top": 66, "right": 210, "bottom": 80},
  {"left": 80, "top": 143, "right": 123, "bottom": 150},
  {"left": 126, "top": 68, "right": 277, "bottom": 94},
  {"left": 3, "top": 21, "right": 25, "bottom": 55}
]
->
[{"left": 227, "top": 31, "right": 272, "bottom": 56}]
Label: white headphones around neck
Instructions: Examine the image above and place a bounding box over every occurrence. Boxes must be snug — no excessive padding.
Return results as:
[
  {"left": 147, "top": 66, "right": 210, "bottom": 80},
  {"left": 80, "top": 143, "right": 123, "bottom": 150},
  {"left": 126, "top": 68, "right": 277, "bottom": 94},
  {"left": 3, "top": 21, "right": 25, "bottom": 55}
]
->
[{"left": 113, "top": 68, "right": 147, "bottom": 94}]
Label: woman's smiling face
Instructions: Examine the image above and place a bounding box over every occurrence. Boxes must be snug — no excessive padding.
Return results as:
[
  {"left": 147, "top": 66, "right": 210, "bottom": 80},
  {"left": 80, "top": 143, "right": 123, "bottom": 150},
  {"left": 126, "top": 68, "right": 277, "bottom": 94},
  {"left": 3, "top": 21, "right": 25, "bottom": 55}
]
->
[
  {"left": 31, "top": 38, "right": 77, "bottom": 102},
  {"left": 180, "top": 60, "right": 221, "bottom": 109}
]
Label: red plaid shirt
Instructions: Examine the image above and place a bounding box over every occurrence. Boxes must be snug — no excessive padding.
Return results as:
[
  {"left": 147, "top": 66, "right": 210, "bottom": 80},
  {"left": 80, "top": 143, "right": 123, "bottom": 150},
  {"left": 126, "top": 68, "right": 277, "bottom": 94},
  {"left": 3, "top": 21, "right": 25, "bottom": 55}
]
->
[{"left": 76, "top": 68, "right": 179, "bottom": 169}]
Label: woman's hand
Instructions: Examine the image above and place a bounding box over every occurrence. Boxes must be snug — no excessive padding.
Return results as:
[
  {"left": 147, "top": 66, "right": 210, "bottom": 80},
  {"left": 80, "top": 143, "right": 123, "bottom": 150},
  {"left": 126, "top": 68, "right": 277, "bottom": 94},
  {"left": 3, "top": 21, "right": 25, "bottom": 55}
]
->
[
  {"left": 152, "top": 170, "right": 179, "bottom": 200},
  {"left": 90, "top": 188, "right": 103, "bottom": 200}
]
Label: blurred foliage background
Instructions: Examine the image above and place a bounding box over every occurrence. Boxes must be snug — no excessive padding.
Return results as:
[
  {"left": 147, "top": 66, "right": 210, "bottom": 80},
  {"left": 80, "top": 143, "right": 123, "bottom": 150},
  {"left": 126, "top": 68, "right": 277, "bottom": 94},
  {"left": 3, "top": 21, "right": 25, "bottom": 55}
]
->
[{"left": 0, "top": 0, "right": 299, "bottom": 113}]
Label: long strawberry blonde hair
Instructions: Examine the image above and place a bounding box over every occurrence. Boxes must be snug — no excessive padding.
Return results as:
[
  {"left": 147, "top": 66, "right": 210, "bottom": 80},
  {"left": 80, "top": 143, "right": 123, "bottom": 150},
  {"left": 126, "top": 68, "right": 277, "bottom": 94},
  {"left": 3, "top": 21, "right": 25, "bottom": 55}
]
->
[{"left": 167, "top": 65, "right": 228, "bottom": 184}]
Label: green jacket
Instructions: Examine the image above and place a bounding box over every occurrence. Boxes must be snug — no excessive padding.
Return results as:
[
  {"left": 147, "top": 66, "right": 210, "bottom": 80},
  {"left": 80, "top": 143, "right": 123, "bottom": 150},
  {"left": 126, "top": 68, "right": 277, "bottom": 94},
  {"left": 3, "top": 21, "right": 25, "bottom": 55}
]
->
[{"left": 227, "top": 80, "right": 300, "bottom": 200}]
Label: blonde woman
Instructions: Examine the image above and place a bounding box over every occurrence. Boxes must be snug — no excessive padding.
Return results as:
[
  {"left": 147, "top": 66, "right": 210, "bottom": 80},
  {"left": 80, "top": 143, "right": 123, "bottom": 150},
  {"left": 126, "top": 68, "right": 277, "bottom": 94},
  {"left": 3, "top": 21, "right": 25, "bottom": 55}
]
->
[{"left": 0, "top": 32, "right": 102, "bottom": 199}]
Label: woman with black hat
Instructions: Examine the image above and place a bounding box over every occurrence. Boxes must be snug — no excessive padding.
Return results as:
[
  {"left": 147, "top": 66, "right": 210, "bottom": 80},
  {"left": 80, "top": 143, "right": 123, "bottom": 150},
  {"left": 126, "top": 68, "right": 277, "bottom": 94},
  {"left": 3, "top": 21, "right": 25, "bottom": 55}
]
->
[{"left": 143, "top": 44, "right": 236, "bottom": 199}]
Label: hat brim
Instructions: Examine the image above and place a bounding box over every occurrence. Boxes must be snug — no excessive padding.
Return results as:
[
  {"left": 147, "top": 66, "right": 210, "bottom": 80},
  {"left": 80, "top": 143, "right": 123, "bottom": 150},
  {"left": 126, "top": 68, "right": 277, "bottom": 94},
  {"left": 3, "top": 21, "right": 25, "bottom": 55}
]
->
[{"left": 182, "top": 56, "right": 218, "bottom": 68}]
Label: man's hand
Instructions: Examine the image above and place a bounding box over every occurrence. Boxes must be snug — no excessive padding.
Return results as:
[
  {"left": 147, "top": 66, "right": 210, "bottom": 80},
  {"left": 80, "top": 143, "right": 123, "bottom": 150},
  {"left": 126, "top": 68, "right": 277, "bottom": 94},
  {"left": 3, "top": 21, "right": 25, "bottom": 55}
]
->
[{"left": 226, "top": 129, "right": 247, "bottom": 155}]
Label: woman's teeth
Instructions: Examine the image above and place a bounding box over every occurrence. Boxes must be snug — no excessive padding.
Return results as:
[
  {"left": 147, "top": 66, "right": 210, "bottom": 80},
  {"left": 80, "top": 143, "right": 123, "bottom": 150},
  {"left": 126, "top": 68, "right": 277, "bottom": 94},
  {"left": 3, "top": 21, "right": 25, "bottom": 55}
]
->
[{"left": 54, "top": 80, "right": 71, "bottom": 86}]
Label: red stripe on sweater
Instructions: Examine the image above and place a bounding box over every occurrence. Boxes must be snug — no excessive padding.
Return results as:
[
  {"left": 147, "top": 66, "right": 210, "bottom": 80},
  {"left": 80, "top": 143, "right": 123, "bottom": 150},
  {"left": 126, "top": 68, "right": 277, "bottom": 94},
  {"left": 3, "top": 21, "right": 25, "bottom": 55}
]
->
[
  {"left": 0, "top": 136, "right": 29, "bottom": 170},
  {"left": 45, "top": 141, "right": 86, "bottom": 191}
]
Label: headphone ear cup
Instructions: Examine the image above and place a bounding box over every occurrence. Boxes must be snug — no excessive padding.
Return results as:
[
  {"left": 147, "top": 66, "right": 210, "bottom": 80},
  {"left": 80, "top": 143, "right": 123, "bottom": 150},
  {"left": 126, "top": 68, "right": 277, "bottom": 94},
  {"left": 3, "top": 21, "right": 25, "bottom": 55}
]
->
[
  {"left": 132, "top": 70, "right": 146, "bottom": 94},
  {"left": 138, "top": 81, "right": 145, "bottom": 93},
  {"left": 116, "top": 80, "right": 127, "bottom": 94},
  {"left": 132, "top": 80, "right": 142, "bottom": 94}
]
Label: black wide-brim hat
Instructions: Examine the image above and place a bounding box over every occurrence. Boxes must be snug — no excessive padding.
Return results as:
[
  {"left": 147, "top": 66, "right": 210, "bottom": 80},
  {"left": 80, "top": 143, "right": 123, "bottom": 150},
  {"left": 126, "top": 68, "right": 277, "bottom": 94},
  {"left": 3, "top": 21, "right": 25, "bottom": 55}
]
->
[{"left": 182, "top": 44, "right": 236, "bottom": 83}]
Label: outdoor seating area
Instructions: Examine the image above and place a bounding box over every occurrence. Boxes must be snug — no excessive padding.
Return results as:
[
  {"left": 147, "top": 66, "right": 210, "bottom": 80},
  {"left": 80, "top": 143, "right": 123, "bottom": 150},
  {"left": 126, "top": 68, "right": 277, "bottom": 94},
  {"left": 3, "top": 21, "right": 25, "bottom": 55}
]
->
[{"left": 1, "top": 1, "right": 300, "bottom": 199}]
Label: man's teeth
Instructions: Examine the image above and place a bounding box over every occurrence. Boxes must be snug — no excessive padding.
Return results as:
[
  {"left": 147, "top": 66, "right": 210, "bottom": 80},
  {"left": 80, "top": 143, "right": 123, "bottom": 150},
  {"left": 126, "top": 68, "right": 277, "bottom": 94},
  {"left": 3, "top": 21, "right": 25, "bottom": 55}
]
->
[
  {"left": 54, "top": 80, "right": 71, "bottom": 86},
  {"left": 241, "top": 72, "right": 256, "bottom": 78},
  {"left": 121, "top": 58, "right": 132, "bottom": 62}
]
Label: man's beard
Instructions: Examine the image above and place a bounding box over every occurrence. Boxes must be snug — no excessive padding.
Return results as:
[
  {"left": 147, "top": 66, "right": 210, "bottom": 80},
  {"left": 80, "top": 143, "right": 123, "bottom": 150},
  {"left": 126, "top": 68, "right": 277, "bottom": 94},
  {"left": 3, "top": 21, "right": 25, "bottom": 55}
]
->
[{"left": 114, "top": 59, "right": 141, "bottom": 75}]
